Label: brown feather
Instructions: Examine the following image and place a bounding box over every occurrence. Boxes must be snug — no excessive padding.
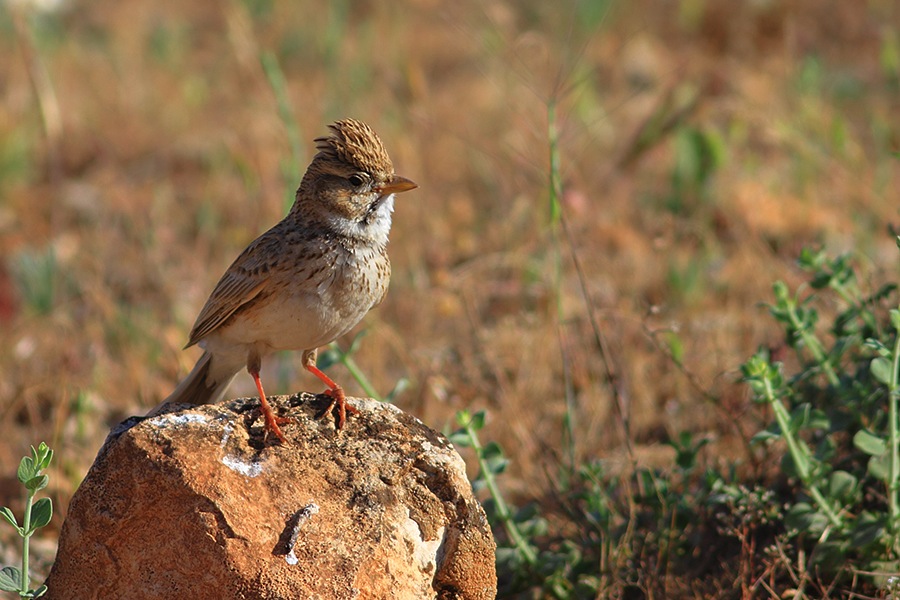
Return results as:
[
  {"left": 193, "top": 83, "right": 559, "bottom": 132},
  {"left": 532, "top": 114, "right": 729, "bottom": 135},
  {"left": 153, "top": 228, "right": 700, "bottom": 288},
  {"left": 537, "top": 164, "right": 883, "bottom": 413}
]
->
[
  {"left": 185, "top": 222, "right": 307, "bottom": 347},
  {"left": 313, "top": 119, "right": 394, "bottom": 175}
]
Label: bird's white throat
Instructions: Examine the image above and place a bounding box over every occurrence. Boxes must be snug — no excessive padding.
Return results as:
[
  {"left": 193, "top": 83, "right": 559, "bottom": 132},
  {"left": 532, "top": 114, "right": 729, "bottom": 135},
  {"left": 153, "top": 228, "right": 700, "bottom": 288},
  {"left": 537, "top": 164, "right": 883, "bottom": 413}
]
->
[{"left": 328, "top": 193, "right": 394, "bottom": 245}]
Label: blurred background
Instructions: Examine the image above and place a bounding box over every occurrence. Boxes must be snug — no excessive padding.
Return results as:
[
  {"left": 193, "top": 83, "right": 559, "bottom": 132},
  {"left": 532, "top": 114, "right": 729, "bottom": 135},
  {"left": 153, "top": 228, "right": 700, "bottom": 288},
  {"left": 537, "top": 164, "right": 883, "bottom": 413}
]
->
[{"left": 0, "top": 0, "right": 898, "bottom": 589}]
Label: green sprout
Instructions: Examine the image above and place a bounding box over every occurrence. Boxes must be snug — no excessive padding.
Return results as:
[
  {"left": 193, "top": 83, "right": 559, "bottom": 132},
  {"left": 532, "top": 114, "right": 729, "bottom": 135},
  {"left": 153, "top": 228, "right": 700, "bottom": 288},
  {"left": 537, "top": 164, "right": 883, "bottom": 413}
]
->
[{"left": 0, "top": 443, "right": 54, "bottom": 598}]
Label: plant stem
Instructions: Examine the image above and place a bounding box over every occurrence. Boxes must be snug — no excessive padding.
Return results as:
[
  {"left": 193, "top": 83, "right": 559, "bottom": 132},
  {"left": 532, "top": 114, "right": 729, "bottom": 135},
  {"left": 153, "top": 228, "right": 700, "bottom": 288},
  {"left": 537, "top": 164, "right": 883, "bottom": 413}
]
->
[
  {"left": 547, "top": 101, "right": 576, "bottom": 475},
  {"left": 464, "top": 418, "right": 537, "bottom": 566},
  {"left": 20, "top": 488, "right": 33, "bottom": 595},
  {"left": 763, "top": 375, "right": 843, "bottom": 528},
  {"left": 547, "top": 100, "right": 562, "bottom": 227},
  {"left": 888, "top": 325, "right": 900, "bottom": 529},
  {"left": 785, "top": 299, "right": 840, "bottom": 387},
  {"left": 337, "top": 349, "right": 382, "bottom": 402}
]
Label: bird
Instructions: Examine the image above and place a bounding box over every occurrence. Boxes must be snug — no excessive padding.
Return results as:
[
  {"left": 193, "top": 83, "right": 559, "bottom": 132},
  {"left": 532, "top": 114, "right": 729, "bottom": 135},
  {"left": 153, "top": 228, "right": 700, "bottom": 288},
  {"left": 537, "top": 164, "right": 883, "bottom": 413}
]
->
[{"left": 150, "top": 118, "right": 417, "bottom": 442}]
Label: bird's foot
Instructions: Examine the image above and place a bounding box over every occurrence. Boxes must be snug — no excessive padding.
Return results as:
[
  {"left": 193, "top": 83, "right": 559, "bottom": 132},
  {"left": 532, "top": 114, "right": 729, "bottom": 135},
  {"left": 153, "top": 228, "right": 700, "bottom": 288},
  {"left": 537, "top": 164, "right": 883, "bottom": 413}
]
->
[
  {"left": 316, "top": 385, "right": 359, "bottom": 430},
  {"left": 258, "top": 395, "right": 291, "bottom": 444}
]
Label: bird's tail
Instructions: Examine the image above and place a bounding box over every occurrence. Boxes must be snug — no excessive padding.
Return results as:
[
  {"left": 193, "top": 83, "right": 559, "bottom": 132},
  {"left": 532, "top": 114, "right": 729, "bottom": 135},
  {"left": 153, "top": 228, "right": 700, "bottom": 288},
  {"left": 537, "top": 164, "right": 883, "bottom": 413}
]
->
[{"left": 146, "top": 350, "right": 237, "bottom": 417}]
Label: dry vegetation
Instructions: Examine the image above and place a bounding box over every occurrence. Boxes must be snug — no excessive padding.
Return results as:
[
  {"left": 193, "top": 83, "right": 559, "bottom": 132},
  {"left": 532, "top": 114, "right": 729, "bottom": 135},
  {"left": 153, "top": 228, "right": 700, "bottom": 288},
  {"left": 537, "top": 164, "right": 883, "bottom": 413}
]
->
[{"left": 0, "top": 0, "right": 898, "bottom": 596}]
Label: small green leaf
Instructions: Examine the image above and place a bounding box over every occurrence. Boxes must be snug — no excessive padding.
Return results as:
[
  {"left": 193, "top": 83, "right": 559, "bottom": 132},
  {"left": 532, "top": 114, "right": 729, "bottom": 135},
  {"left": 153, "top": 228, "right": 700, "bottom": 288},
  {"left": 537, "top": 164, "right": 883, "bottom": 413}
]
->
[
  {"left": 518, "top": 516, "right": 548, "bottom": 538},
  {"left": 447, "top": 430, "right": 470, "bottom": 448},
  {"left": 809, "top": 540, "right": 848, "bottom": 570},
  {"left": 32, "top": 584, "right": 48, "bottom": 597},
  {"left": 891, "top": 308, "right": 900, "bottom": 332},
  {"left": 864, "top": 338, "right": 891, "bottom": 357},
  {"left": 454, "top": 410, "right": 470, "bottom": 427},
  {"left": 849, "top": 512, "right": 886, "bottom": 548},
  {"left": 773, "top": 281, "right": 790, "bottom": 303},
  {"left": 814, "top": 435, "right": 836, "bottom": 462},
  {"left": 482, "top": 442, "right": 508, "bottom": 474},
  {"left": 871, "top": 356, "right": 894, "bottom": 385},
  {"left": 35, "top": 444, "right": 52, "bottom": 470},
  {"left": 384, "top": 378, "right": 409, "bottom": 403},
  {"left": 29, "top": 498, "right": 52, "bottom": 531},
  {"left": 494, "top": 546, "right": 523, "bottom": 568},
  {"left": 315, "top": 347, "right": 340, "bottom": 370},
  {"left": 797, "top": 247, "right": 819, "bottom": 269},
  {"left": 750, "top": 429, "right": 781, "bottom": 444},
  {"left": 664, "top": 332, "right": 684, "bottom": 364},
  {"left": 870, "top": 559, "right": 900, "bottom": 588},
  {"left": 468, "top": 411, "right": 486, "bottom": 431},
  {"left": 513, "top": 503, "right": 539, "bottom": 522},
  {"left": 785, "top": 502, "right": 828, "bottom": 535},
  {"left": 789, "top": 404, "right": 819, "bottom": 433},
  {"left": 805, "top": 408, "right": 830, "bottom": 431},
  {"left": 345, "top": 330, "right": 368, "bottom": 355},
  {"left": 482, "top": 441, "right": 503, "bottom": 459},
  {"left": 740, "top": 352, "right": 769, "bottom": 379},
  {"left": 0, "top": 506, "right": 18, "bottom": 529},
  {"left": 808, "top": 271, "right": 832, "bottom": 290},
  {"left": 853, "top": 430, "right": 888, "bottom": 456},
  {"left": 485, "top": 457, "right": 508, "bottom": 475},
  {"left": 24, "top": 475, "right": 48, "bottom": 493},
  {"left": 17, "top": 456, "right": 35, "bottom": 483},
  {"left": 868, "top": 453, "right": 891, "bottom": 480},
  {"left": 0, "top": 566, "right": 20, "bottom": 591},
  {"left": 828, "top": 471, "right": 857, "bottom": 502}
]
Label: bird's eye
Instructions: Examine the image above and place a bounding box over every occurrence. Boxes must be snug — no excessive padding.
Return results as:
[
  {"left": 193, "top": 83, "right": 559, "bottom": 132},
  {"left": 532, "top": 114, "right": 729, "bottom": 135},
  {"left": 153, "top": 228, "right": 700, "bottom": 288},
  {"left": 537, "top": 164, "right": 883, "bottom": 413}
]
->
[{"left": 348, "top": 174, "right": 365, "bottom": 187}]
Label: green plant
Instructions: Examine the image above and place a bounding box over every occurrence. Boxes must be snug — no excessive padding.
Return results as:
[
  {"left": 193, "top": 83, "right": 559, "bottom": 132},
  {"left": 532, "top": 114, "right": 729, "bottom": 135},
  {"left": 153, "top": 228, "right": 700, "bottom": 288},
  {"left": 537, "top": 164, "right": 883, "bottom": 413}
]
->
[
  {"left": 450, "top": 410, "right": 538, "bottom": 566},
  {"left": 0, "top": 443, "right": 54, "bottom": 598},
  {"left": 10, "top": 247, "right": 58, "bottom": 317},
  {"left": 450, "top": 411, "right": 552, "bottom": 593},
  {"left": 666, "top": 124, "right": 725, "bottom": 214},
  {"left": 451, "top": 411, "right": 675, "bottom": 599},
  {"left": 452, "top": 242, "right": 900, "bottom": 598},
  {"left": 452, "top": 406, "right": 744, "bottom": 598},
  {"left": 741, "top": 242, "right": 900, "bottom": 585}
]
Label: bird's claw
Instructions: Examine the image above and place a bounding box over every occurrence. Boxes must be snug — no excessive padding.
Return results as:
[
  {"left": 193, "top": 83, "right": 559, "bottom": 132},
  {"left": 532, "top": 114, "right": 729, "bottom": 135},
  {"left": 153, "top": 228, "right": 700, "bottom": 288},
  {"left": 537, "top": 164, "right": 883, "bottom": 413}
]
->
[{"left": 316, "top": 386, "right": 358, "bottom": 430}]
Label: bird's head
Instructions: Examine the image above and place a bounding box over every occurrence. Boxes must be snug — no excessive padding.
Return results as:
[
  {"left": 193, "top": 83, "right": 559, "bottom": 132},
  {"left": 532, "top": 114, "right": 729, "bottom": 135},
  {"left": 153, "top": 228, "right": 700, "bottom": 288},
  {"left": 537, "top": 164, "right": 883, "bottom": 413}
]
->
[{"left": 295, "top": 119, "right": 417, "bottom": 244}]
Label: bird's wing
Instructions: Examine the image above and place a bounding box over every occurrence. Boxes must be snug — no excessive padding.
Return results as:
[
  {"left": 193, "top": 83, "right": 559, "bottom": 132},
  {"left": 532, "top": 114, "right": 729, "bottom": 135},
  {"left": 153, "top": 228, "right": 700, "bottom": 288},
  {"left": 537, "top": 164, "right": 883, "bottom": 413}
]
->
[{"left": 185, "top": 233, "right": 280, "bottom": 347}]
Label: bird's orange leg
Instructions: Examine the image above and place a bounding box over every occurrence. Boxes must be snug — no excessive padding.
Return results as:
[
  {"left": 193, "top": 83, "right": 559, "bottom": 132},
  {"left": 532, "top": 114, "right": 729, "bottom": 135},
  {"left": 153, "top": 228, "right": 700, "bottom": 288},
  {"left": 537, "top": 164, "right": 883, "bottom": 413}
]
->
[
  {"left": 304, "top": 359, "right": 359, "bottom": 430},
  {"left": 247, "top": 355, "right": 290, "bottom": 443}
]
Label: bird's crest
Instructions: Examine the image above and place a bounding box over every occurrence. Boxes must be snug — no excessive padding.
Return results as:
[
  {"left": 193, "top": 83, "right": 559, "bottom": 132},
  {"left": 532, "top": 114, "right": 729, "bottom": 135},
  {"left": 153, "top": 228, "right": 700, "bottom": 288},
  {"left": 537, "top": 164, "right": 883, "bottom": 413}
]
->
[{"left": 314, "top": 119, "right": 394, "bottom": 175}]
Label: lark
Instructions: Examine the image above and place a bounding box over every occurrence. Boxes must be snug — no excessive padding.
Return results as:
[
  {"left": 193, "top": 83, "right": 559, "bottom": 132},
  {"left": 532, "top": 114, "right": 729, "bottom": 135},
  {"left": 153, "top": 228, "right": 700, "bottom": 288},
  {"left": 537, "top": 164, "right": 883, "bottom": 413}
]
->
[{"left": 151, "top": 119, "right": 416, "bottom": 442}]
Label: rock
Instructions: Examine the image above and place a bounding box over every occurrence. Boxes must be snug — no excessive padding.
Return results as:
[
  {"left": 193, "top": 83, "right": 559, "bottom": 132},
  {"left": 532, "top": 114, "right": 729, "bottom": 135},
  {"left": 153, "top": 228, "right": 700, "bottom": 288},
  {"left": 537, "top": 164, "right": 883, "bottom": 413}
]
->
[{"left": 44, "top": 394, "right": 497, "bottom": 599}]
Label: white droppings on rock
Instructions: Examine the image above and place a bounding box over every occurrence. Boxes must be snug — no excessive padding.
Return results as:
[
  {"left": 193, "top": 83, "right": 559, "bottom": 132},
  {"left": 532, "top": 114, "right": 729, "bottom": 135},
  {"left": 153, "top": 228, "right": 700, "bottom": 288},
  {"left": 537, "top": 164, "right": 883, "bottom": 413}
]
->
[
  {"left": 220, "top": 422, "right": 234, "bottom": 448},
  {"left": 151, "top": 413, "right": 209, "bottom": 428},
  {"left": 221, "top": 454, "right": 263, "bottom": 477}
]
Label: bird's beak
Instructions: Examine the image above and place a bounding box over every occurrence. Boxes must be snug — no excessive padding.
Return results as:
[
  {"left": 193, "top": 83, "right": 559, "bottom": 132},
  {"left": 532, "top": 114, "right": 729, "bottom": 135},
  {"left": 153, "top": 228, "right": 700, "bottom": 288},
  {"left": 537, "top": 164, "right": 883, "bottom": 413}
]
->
[{"left": 376, "top": 175, "right": 417, "bottom": 195}]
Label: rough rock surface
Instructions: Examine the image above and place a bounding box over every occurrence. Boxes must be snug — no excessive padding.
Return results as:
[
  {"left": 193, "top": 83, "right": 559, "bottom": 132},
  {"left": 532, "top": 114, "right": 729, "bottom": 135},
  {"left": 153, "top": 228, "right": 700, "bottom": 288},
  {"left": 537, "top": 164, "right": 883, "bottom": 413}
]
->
[{"left": 44, "top": 394, "right": 497, "bottom": 599}]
